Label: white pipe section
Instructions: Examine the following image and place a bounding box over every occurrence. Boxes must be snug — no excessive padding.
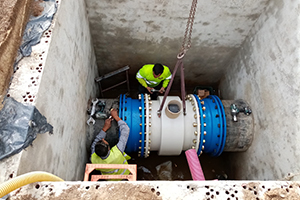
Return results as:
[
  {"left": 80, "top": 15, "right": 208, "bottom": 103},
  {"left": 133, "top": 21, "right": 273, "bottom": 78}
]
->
[
  {"left": 158, "top": 96, "right": 184, "bottom": 155},
  {"left": 144, "top": 95, "right": 202, "bottom": 156}
]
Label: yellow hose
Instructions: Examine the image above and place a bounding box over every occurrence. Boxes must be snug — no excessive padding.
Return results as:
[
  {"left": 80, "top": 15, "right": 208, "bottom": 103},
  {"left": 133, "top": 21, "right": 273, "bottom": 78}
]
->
[{"left": 0, "top": 171, "right": 64, "bottom": 198}]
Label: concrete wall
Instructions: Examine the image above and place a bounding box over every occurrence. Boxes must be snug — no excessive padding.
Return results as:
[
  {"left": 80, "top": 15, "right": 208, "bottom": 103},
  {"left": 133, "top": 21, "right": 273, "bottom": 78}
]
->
[
  {"left": 86, "top": 0, "right": 269, "bottom": 88},
  {"left": 219, "top": 0, "right": 300, "bottom": 180},
  {"left": 0, "top": 0, "right": 98, "bottom": 182}
]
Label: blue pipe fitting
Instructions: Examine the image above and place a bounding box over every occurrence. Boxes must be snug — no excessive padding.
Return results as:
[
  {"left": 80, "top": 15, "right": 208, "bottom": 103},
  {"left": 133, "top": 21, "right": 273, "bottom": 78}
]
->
[
  {"left": 194, "top": 95, "right": 226, "bottom": 157},
  {"left": 119, "top": 94, "right": 146, "bottom": 155},
  {"left": 119, "top": 94, "right": 227, "bottom": 157}
]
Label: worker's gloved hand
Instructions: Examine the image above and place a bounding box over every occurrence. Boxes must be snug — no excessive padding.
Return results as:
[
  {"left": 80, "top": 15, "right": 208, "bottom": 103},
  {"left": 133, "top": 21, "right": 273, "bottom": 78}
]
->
[
  {"left": 102, "top": 118, "right": 112, "bottom": 132},
  {"left": 110, "top": 109, "right": 121, "bottom": 122},
  {"left": 159, "top": 87, "right": 165, "bottom": 94},
  {"left": 146, "top": 87, "right": 153, "bottom": 94}
]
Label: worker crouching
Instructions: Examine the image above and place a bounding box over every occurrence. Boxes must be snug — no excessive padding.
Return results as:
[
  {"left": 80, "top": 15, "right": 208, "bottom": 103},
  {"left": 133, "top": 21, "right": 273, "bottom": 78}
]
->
[
  {"left": 90, "top": 109, "right": 131, "bottom": 181},
  {"left": 136, "top": 63, "right": 172, "bottom": 100}
]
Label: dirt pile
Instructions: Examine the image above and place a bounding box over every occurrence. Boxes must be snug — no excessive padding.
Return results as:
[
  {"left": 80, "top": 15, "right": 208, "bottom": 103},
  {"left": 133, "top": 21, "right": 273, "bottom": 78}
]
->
[{"left": 0, "top": 0, "right": 33, "bottom": 109}]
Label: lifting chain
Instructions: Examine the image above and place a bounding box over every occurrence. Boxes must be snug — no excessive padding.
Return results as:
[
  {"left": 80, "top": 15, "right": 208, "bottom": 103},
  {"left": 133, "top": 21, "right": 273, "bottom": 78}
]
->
[
  {"left": 178, "top": 0, "right": 198, "bottom": 59},
  {"left": 157, "top": 0, "right": 198, "bottom": 117}
]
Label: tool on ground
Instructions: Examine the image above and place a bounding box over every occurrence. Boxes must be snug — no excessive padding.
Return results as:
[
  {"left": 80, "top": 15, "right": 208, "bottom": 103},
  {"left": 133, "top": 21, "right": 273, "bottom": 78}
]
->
[
  {"left": 95, "top": 100, "right": 107, "bottom": 119},
  {"left": 87, "top": 98, "right": 99, "bottom": 125}
]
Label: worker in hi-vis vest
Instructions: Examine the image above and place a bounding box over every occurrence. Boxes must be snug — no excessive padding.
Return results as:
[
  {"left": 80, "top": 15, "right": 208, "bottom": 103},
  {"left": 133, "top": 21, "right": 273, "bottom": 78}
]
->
[
  {"left": 90, "top": 109, "right": 130, "bottom": 181},
  {"left": 136, "top": 63, "right": 172, "bottom": 100}
]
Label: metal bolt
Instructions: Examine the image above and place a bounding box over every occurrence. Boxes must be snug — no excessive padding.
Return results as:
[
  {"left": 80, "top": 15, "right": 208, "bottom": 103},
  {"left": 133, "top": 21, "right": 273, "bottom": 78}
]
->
[
  {"left": 139, "top": 107, "right": 142, "bottom": 110},
  {"left": 193, "top": 122, "right": 197, "bottom": 127},
  {"left": 202, "top": 145, "right": 205, "bottom": 150},
  {"left": 193, "top": 139, "right": 197, "bottom": 144},
  {"left": 202, "top": 107, "right": 206, "bottom": 111},
  {"left": 149, "top": 107, "right": 152, "bottom": 110},
  {"left": 139, "top": 140, "right": 142, "bottom": 143},
  {"left": 138, "top": 94, "right": 141, "bottom": 99},
  {"left": 149, "top": 114, "right": 152, "bottom": 118},
  {"left": 204, "top": 123, "right": 206, "bottom": 127},
  {"left": 191, "top": 146, "right": 195, "bottom": 149},
  {"left": 204, "top": 131, "right": 207, "bottom": 135},
  {"left": 194, "top": 114, "right": 197, "bottom": 119},
  {"left": 194, "top": 131, "right": 198, "bottom": 136},
  {"left": 149, "top": 132, "right": 151, "bottom": 135},
  {"left": 140, "top": 123, "right": 142, "bottom": 126},
  {"left": 191, "top": 102, "right": 194, "bottom": 105},
  {"left": 149, "top": 101, "right": 152, "bottom": 105},
  {"left": 140, "top": 115, "right": 142, "bottom": 117},
  {"left": 193, "top": 107, "right": 196, "bottom": 111},
  {"left": 149, "top": 122, "right": 152, "bottom": 127},
  {"left": 148, "top": 151, "right": 150, "bottom": 154},
  {"left": 189, "top": 97, "right": 192, "bottom": 101},
  {"left": 201, "top": 101, "right": 204, "bottom": 105},
  {"left": 203, "top": 114, "right": 206, "bottom": 118},
  {"left": 149, "top": 139, "right": 151, "bottom": 143},
  {"left": 148, "top": 96, "right": 151, "bottom": 100},
  {"left": 139, "top": 132, "right": 142, "bottom": 135},
  {"left": 139, "top": 147, "right": 141, "bottom": 149},
  {"left": 203, "top": 140, "right": 206, "bottom": 144}
]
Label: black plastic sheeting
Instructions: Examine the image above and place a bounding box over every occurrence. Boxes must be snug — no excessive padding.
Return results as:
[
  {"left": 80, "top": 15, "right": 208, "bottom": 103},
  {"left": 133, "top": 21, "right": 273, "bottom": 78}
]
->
[
  {"left": 14, "top": 0, "right": 57, "bottom": 69},
  {"left": 0, "top": 97, "right": 53, "bottom": 161}
]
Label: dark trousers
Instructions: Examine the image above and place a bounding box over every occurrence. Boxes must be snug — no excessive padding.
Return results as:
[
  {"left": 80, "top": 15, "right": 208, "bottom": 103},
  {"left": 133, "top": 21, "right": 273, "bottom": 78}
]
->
[{"left": 138, "top": 82, "right": 163, "bottom": 100}]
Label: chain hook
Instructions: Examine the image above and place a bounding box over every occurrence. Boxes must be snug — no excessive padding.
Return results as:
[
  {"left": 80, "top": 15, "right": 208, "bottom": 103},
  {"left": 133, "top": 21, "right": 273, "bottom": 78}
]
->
[{"left": 177, "top": 49, "right": 188, "bottom": 59}]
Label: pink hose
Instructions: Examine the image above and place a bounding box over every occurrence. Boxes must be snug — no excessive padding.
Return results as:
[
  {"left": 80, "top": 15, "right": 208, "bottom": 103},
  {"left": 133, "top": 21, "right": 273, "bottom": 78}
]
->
[{"left": 185, "top": 149, "right": 205, "bottom": 181}]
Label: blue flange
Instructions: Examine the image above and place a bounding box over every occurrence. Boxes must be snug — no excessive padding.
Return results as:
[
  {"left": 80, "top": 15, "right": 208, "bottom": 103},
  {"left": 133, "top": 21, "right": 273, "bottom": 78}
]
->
[
  {"left": 119, "top": 95, "right": 142, "bottom": 154},
  {"left": 140, "top": 94, "right": 145, "bottom": 156},
  {"left": 194, "top": 95, "right": 227, "bottom": 157},
  {"left": 119, "top": 94, "right": 146, "bottom": 155},
  {"left": 210, "top": 95, "right": 227, "bottom": 156}
]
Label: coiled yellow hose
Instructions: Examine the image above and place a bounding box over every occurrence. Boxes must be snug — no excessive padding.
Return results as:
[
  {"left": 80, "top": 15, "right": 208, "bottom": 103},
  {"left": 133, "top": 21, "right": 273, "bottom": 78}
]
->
[{"left": 0, "top": 171, "right": 64, "bottom": 198}]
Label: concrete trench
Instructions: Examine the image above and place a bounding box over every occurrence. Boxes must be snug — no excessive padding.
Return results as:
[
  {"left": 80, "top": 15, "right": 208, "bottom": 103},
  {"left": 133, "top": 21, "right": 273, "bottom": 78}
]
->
[{"left": 1, "top": 0, "right": 300, "bottom": 199}]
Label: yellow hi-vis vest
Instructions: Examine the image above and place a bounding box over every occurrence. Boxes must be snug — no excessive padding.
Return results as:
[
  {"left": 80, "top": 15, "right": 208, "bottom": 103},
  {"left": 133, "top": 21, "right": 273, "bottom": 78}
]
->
[
  {"left": 136, "top": 64, "right": 172, "bottom": 88},
  {"left": 91, "top": 146, "right": 131, "bottom": 181}
]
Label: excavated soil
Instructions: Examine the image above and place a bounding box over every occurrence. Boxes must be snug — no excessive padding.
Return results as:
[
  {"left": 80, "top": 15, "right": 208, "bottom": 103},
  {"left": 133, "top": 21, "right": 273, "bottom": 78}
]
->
[{"left": 0, "top": 0, "right": 42, "bottom": 109}]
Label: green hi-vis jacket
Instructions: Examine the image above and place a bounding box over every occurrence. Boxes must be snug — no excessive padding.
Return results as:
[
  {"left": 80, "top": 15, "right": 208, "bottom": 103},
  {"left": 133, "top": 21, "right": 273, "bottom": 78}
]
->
[
  {"left": 136, "top": 64, "right": 172, "bottom": 88},
  {"left": 91, "top": 146, "right": 131, "bottom": 181}
]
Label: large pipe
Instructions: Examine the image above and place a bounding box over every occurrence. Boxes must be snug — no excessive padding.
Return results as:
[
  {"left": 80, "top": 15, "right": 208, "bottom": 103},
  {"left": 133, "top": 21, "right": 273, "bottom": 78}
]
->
[{"left": 119, "top": 94, "right": 249, "bottom": 158}]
